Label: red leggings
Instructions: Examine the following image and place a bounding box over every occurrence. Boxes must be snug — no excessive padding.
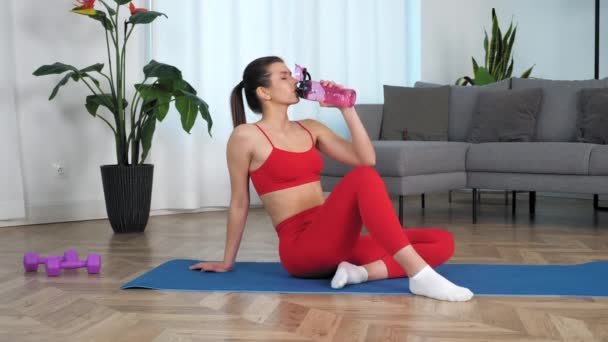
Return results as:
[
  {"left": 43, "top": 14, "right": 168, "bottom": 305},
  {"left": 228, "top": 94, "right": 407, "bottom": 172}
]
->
[{"left": 276, "top": 166, "right": 455, "bottom": 278}]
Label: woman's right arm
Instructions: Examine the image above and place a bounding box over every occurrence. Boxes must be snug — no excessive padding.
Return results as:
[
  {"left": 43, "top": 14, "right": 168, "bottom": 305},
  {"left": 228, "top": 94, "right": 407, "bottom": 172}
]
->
[{"left": 189, "top": 126, "right": 252, "bottom": 272}]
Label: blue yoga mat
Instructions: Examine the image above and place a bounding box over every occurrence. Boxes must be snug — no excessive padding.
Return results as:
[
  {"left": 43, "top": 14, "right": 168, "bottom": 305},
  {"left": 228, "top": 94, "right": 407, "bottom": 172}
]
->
[{"left": 121, "top": 259, "right": 608, "bottom": 297}]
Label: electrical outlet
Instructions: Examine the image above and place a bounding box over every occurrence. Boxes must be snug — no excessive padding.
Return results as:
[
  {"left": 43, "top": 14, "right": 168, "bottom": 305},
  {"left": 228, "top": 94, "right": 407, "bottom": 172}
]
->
[{"left": 52, "top": 162, "right": 67, "bottom": 179}]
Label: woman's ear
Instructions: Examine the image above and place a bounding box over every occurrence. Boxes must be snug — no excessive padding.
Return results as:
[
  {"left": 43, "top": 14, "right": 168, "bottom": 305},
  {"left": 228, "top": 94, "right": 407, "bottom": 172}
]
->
[{"left": 256, "top": 86, "right": 272, "bottom": 101}]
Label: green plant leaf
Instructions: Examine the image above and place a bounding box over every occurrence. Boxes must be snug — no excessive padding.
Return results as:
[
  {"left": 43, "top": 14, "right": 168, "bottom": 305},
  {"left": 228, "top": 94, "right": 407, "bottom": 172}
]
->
[
  {"left": 492, "top": 25, "right": 503, "bottom": 76},
  {"left": 80, "top": 63, "right": 104, "bottom": 73},
  {"left": 140, "top": 116, "right": 156, "bottom": 163},
  {"left": 33, "top": 62, "right": 79, "bottom": 76},
  {"left": 128, "top": 11, "right": 168, "bottom": 25},
  {"left": 177, "top": 90, "right": 212, "bottom": 136},
  {"left": 472, "top": 57, "right": 480, "bottom": 74},
  {"left": 91, "top": 10, "right": 114, "bottom": 31},
  {"left": 506, "top": 59, "right": 514, "bottom": 78},
  {"left": 175, "top": 95, "right": 198, "bottom": 133},
  {"left": 112, "top": 0, "right": 131, "bottom": 5},
  {"left": 488, "top": 9, "right": 499, "bottom": 74},
  {"left": 520, "top": 64, "right": 535, "bottom": 79},
  {"left": 199, "top": 101, "right": 213, "bottom": 137},
  {"left": 97, "top": 0, "right": 116, "bottom": 16},
  {"left": 135, "top": 83, "right": 161, "bottom": 101},
  {"left": 49, "top": 72, "right": 78, "bottom": 100},
  {"left": 81, "top": 73, "right": 101, "bottom": 87},
  {"left": 474, "top": 67, "right": 496, "bottom": 86},
  {"left": 501, "top": 26, "right": 517, "bottom": 78},
  {"left": 483, "top": 30, "right": 489, "bottom": 67},
  {"left": 143, "top": 60, "right": 182, "bottom": 80},
  {"left": 71, "top": 8, "right": 114, "bottom": 31},
  {"left": 135, "top": 83, "right": 172, "bottom": 120},
  {"left": 155, "top": 93, "right": 171, "bottom": 120},
  {"left": 85, "top": 94, "right": 116, "bottom": 116}
]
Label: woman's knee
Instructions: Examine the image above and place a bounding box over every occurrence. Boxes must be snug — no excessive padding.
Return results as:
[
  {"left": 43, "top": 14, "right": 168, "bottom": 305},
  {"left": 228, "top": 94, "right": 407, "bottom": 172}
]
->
[
  {"left": 346, "top": 166, "right": 381, "bottom": 181},
  {"left": 436, "top": 229, "right": 455, "bottom": 261}
]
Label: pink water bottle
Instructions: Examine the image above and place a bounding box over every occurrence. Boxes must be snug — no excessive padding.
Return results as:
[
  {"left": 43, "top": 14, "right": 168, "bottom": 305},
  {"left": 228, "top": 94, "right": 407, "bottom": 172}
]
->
[{"left": 295, "top": 64, "right": 356, "bottom": 108}]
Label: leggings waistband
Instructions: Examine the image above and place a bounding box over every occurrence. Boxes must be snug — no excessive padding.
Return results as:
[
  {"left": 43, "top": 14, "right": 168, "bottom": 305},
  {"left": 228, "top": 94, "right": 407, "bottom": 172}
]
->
[{"left": 275, "top": 205, "right": 322, "bottom": 234}]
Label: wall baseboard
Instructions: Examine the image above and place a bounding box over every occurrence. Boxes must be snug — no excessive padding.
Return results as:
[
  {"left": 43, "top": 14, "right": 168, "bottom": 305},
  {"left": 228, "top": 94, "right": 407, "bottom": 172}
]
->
[
  {"left": 0, "top": 200, "right": 258, "bottom": 228},
  {"left": 0, "top": 200, "right": 26, "bottom": 221}
]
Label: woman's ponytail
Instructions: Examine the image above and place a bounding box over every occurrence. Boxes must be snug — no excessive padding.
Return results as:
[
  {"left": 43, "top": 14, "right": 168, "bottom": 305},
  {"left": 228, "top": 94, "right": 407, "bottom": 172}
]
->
[{"left": 230, "top": 81, "right": 246, "bottom": 128}]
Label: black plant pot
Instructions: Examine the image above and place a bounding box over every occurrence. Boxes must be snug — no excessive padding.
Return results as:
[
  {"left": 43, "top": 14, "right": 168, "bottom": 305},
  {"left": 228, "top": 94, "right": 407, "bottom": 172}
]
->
[{"left": 100, "top": 164, "right": 154, "bottom": 233}]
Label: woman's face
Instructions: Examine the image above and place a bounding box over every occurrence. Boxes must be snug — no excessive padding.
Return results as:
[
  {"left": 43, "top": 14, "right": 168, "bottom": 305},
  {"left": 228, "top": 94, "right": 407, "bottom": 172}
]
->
[{"left": 261, "top": 62, "right": 299, "bottom": 105}]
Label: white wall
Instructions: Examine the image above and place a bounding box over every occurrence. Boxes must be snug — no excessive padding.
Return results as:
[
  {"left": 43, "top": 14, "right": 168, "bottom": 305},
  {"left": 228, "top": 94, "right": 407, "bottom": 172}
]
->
[
  {"left": 421, "top": 0, "right": 608, "bottom": 84},
  {"left": 0, "top": 1, "right": 26, "bottom": 220},
  {"left": 1, "top": 0, "right": 147, "bottom": 227},
  {"left": 2, "top": 0, "right": 416, "bottom": 227}
]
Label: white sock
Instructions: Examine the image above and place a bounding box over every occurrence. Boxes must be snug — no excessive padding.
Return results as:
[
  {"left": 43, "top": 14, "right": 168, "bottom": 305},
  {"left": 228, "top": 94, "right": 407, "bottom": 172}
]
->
[
  {"left": 331, "top": 261, "right": 368, "bottom": 289},
  {"left": 409, "top": 265, "right": 474, "bottom": 302}
]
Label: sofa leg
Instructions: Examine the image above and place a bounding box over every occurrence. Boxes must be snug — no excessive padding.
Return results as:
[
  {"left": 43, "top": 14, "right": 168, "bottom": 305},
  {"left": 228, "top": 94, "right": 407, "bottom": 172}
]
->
[
  {"left": 512, "top": 191, "right": 517, "bottom": 215},
  {"left": 529, "top": 191, "right": 536, "bottom": 216},
  {"left": 595, "top": 194, "right": 608, "bottom": 211},
  {"left": 448, "top": 190, "right": 452, "bottom": 203},
  {"left": 399, "top": 195, "right": 404, "bottom": 225},
  {"left": 472, "top": 188, "right": 478, "bottom": 224},
  {"left": 421, "top": 194, "right": 425, "bottom": 209}
]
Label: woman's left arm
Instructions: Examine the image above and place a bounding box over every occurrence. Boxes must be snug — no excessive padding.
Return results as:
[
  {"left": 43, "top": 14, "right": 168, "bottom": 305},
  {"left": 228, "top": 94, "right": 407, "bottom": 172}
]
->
[
  {"left": 306, "top": 106, "right": 376, "bottom": 167},
  {"left": 339, "top": 107, "right": 376, "bottom": 165}
]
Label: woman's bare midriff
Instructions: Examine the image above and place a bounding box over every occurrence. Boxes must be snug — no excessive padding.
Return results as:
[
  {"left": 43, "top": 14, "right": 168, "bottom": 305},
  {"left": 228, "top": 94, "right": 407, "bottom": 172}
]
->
[{"left": 258, "top": 181, "right": 325, "bottom": 227}]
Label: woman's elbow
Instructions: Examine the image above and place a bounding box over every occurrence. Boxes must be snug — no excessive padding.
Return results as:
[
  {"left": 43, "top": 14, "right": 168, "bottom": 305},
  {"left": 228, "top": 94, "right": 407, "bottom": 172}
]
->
[
  {"left": 359, "top": 156, "right": 376, "bottom": 167},
  {"left": 230, "top": 196, "right": 250, "bottom": 210}
]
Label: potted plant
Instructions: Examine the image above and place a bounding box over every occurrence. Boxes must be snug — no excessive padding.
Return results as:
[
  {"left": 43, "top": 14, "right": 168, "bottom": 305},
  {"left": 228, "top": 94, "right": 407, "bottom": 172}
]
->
[
  {"left": 33, "top": 0, "right": 213, "bottom": 233},
  {"left": 456, "top": 8, "right": 535, "bottom": 86}
]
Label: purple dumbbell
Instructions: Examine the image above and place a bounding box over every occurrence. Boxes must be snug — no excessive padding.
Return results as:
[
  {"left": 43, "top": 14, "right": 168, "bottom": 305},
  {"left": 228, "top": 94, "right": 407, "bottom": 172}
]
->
[
  {"left": 45, "top": 253, "right": 101, "bottom": 277},
  {"left": 23, "top": 249, "right": 79, "bottom": 272},
  {"left": 23, "top": 249, "right": 101, "bottom": 276}
]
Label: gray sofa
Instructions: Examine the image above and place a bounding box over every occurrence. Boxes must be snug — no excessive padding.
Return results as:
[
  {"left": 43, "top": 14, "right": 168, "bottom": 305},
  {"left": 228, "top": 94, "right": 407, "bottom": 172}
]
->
[{"left": 320, "top": 77, "right": 608, "bottom": 223}]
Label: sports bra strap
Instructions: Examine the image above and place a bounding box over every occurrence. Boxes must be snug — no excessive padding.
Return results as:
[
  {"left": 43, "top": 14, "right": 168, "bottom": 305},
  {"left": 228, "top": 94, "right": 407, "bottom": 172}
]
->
[
  {"left": 295, "top": 121, "right": 315, "bottom": 145},
  {"left": 254, "top": 124, "right": 274, "bottom": 148}
]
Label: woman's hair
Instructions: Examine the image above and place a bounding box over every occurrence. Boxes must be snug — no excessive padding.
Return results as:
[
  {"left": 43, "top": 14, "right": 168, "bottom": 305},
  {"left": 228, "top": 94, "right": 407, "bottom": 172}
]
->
[{"left": 230, "top": 56, "right": 284, "bottom": 127}]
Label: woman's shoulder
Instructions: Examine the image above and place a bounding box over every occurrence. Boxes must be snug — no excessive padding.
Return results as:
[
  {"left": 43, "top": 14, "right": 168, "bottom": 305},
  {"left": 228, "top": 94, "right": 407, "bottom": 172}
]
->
[
  {"left": 297, "top": 118, "right": 329, "bottom": 135},
  {"left": 229, "top": 123, "right": 259, "bottom": 146},
  {"left": 297, "top": 118, "right": 323, "bottom": 129}
]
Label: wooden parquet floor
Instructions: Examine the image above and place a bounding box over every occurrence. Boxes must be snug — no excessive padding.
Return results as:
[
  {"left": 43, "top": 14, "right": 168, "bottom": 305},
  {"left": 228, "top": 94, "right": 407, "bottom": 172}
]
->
[{"left": 1, "top": 192, "right": 608, "bottom": 342}]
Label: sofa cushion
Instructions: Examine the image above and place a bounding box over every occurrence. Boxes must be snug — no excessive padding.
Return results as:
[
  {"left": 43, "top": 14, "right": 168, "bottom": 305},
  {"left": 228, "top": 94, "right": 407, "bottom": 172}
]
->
[
  {"left": 590, "top": 145, "right": 608, "bottom": 176},
  {"left": 380, "top": 85, "right": 449, "bottom": 141},
  {"left": 466, "top": 142, "right": 594, "bottom": 175},
  {"left": 577, "top": 88, "right": 608, "bottom": 144},
  {"left": 415, "top": 79, "right": 510, "bottom": 142},
  {"left": 354, "top": 104, "right": 384, "bottom": 140},
  {"left": 322, "top": 141, "right": 469, "bottom": 177},
  {"left": 511, "top": 78, "right": 608, "bottom": 142},
  {"left": 467, "top": 88, "right": 543, "bottom": 143}
]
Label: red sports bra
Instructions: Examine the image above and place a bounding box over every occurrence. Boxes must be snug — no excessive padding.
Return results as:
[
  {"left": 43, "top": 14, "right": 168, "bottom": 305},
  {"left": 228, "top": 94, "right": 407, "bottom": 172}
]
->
[{"left": 249, "top": 121, "right": 324, "bottom": 196}]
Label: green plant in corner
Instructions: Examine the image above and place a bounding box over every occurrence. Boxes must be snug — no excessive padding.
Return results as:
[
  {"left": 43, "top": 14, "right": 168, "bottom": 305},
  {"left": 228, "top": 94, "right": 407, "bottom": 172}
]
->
[
  {"left": 456, "top": 8, "right": 535, "bottom": 86},
  {"left": 33, "top": 0, "right": 212, "bottom": 166}
]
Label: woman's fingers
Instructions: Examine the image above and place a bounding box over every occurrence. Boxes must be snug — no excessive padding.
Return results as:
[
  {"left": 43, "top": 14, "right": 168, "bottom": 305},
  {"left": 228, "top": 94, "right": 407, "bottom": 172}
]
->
[
  {"left": 188, "top": 262, "right": 204, "bottom": 270},
  {"left": 189, "top": 262, "right": 230, "bottom": 272},
  {"left": 320, "top": 80, "right": 343, "bottom": 88}
]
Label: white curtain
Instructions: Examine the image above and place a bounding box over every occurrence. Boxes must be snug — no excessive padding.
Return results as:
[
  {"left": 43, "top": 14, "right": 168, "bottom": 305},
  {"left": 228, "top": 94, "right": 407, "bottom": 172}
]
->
[
  {"left": 148, "top": 0, "right": 418, "bottom": 210},
  {"left": 0, "top": 0, "right": 26, "bottom": 220}
]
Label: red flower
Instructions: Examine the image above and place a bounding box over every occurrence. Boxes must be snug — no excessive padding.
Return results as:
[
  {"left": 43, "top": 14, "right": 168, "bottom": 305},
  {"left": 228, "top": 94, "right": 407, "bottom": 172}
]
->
[
  {"left": 74, "top": 0, "right": 95, "bottom": 9},
  {"left": 129, "top": 2, "right": 148, "bottom": 15}
]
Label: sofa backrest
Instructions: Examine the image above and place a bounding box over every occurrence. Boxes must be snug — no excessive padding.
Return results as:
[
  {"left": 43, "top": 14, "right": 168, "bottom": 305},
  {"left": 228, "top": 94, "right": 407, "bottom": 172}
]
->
[
  {"left": 511, "top": 78, "right": 608, "bottom": 142},
  {"left": 353, "top": 104, "right": 384, "bottom": 140},
  {"left": 415, "top": 79, "right": 510, "bottom": 141}
]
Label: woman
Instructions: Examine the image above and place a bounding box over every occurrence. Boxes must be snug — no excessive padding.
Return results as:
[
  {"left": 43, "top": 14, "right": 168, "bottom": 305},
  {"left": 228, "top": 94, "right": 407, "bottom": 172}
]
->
[{"left": 189, "top": 56, "right": 473, "bottom": 302}]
